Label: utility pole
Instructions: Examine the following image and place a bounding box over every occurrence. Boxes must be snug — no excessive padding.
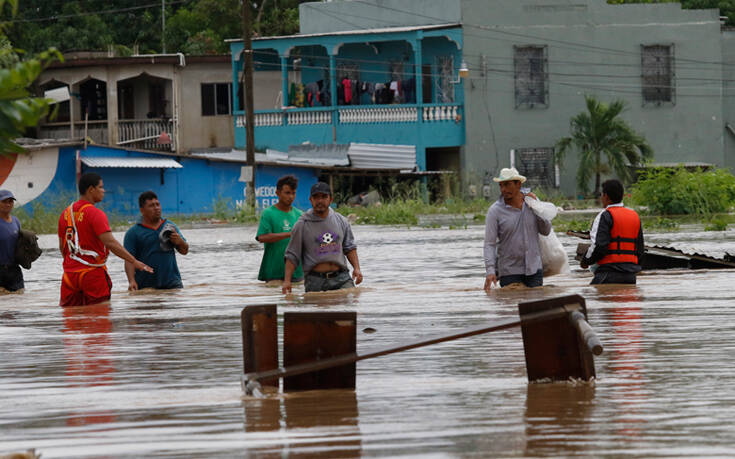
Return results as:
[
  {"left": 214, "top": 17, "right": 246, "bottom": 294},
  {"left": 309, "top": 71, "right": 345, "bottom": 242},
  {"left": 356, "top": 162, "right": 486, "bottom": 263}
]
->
[
  {"left": 242, "top": 0, "right": 256, "bottom": 211},
  {"left": 161, "top": 0, "right": 166, "bottom": 53}
]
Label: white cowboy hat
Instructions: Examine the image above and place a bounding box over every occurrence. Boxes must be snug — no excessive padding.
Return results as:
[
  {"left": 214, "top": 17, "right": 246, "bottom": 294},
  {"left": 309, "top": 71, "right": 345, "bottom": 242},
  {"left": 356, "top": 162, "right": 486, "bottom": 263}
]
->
[{"left": 493, "top": 167, "right": 527, "bottom": 183}]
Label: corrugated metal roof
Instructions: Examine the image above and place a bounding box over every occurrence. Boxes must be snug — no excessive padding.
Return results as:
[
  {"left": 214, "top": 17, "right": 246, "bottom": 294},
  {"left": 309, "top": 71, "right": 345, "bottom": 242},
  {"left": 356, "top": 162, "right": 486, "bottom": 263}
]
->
[
  {"left": 348, "top": 143, "right": 416, "bottom": 170},
  {"left": 81, "top": 156, "right": 183, "bottom": 168},
  {"left": 189, "top": 143, "right": 417, "bottom": 170},
  {"left": 189, "top": 148, "right": 349, "bottom": 167},
  {"left": 287, "top": 144, "right": 350, "bottom": 166}
]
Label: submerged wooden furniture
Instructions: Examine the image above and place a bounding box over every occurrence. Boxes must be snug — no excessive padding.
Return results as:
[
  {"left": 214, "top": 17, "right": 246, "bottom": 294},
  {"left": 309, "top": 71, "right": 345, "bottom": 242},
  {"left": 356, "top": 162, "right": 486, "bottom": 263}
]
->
[{"left": 241, "top": 294, "right": 602, "bottom": 395}]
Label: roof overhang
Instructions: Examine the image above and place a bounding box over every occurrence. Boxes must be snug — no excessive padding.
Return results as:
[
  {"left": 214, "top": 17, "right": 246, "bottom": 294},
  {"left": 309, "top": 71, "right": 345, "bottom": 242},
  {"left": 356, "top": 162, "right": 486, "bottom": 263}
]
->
[
  {"left": 226, "top": 23, "right": 462, "bottom": 43},
  {"left": 81, "top": 156, "right": 183, "bottom": 168}
]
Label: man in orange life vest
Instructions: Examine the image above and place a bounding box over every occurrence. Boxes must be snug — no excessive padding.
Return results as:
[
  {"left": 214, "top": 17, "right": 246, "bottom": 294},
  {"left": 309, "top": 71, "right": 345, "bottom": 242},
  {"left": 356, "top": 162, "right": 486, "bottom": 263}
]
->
[
  {"left": 58, "top": 172, "right": 153, "bottom": 306},
  {"left": 580, "top": 179, "right": 644, "bottom": 284}
]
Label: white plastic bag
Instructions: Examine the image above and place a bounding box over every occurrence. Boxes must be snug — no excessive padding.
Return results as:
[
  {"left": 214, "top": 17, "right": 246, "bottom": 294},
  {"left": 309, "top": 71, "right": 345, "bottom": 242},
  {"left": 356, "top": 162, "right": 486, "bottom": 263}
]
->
[{"left": 525, "top": 197, "right": 570, "bottom": 277}]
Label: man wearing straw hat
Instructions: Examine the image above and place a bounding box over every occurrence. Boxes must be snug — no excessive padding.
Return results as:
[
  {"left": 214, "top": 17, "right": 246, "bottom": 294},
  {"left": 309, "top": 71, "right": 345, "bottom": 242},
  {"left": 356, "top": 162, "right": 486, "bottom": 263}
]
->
[{"left": 483, "top": 167, "right": 552, "bottom": 290}]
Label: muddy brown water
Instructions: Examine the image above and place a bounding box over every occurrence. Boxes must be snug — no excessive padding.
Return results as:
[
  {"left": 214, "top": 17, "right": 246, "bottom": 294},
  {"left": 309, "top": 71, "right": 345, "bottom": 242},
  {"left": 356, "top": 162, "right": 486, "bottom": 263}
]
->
[{"left": 1, "top": 225, "right": 735, "bottom": 457}]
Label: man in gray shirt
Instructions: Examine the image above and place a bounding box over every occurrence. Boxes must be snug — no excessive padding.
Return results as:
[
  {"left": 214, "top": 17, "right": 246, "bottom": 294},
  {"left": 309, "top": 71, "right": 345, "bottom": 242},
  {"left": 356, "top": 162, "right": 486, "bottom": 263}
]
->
[
  {"left": 483, "top": 168, "right": 552, "bottom": 290},
  {"left": 283, "top": 182, "right": 363, "bottom": 293}
]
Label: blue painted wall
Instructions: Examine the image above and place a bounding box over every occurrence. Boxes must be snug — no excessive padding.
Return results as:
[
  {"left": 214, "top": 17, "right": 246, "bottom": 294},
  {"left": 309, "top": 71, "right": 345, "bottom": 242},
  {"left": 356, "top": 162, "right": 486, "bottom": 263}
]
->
[{"left": 25, "top": 146, "right": 318, "bottom": 217}]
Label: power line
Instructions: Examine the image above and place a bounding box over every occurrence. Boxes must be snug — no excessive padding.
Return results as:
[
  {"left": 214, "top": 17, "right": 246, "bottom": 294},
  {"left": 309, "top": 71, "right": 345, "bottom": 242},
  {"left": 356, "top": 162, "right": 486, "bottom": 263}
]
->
[
  {"left": 251, "top": 58, "right": 735, "bottom": 98},
  {"left": 305, "top": 0, "right": 735, "bottom": 71},
  {"left": 9, "top": 0, "right": 193, "bottom": 23},
  {"left": 347, "top": 0, "right": 735, "bottom": 68},
  {"left": 248, "top": 46, "right": 735, "bottom": 88}
]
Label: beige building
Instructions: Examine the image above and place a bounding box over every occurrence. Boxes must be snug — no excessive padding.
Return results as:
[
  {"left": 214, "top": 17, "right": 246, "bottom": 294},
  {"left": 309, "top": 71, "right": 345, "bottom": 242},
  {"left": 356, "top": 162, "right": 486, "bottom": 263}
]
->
[{"left": 37, "top": 53, "right": 238, "bottom": 154}]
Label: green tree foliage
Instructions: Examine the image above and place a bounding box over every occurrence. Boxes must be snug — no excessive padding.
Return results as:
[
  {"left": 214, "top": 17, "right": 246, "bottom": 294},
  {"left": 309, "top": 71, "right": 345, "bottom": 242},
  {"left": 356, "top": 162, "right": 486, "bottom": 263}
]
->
[
  {"left": 630, "top": 167, "right": 735, "bottom": 215},
  {"left": 164, "top": 0, "right": 242, "bottom": 55},
  {"left": 8, "top": 0, "right": 308, "bottom": 56},
  {"left": 1, "top": 0, "right": 60, "bottom": 155},
  {"left": 555, "top": 95, "right": 654, "bottom": 197}
]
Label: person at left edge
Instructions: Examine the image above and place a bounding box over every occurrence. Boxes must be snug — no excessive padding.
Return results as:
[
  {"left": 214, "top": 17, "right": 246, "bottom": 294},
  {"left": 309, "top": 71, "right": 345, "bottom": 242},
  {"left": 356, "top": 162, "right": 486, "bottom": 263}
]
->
[
  {"left": 0, "top": 189, "right": 24, "bottom": 292},
  {"left": 124, "top": 190, "right": 189, "bottom": 290},
  {"left": 58, "top": 172, "right": 153, "bottom": 306}
]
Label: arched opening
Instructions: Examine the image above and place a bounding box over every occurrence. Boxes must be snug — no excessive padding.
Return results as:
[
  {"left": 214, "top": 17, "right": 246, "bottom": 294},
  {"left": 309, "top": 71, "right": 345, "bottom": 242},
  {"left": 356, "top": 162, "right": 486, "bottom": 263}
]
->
[
  {"left": 78, "top": 78, "right": 108, "bottom": 121},
  {"left": 39, "top": 80, "right": 71, "bottom": 123},
  {"left": 117, "top": 73, "right": 172, "bottom": 120}
]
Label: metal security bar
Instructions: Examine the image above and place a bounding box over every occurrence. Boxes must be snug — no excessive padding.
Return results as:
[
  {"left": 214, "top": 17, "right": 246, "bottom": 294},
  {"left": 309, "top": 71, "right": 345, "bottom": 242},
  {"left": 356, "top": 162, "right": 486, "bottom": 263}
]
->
[
  {"left": 514, "top": 45, "right": 548, "bottom": 109},
  {"left": 641, "top": 44, "right": 675, "bottom": 106}
]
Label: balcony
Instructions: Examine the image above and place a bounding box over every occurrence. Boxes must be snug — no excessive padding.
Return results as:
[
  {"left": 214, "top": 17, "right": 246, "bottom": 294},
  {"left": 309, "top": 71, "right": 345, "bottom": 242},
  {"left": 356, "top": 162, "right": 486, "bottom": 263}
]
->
[
  {"left": 235, "top": 103, "right": 464, "bottom": 164},
  {"left": 230, "top": 23, "right": 465, "bottom": 170},
  {"left": 117, "top": 119, "right": 175, "bottom": 152},
  {"left": 38, "top": 119, "right": 175, "bottom": 152}
]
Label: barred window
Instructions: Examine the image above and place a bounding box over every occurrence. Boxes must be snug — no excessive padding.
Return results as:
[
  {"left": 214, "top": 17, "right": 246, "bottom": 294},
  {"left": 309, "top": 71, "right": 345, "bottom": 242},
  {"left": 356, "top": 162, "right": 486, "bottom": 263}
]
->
[
  {"left": 513, "top": 147, "right": 557, "bottom": 189},
  {"left": 514, "top": 46, "right": 548, "bottom": 108},
  {"left": 641, "top": 44, "right": 675, "bottom": 105}
]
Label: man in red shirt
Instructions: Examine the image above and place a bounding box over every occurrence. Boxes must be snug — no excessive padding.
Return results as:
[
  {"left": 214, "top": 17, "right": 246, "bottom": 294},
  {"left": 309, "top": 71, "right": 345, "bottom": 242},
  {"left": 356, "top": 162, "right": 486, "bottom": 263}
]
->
[{"left": 58, "top": 172, "right": 152, "bottom": 306}]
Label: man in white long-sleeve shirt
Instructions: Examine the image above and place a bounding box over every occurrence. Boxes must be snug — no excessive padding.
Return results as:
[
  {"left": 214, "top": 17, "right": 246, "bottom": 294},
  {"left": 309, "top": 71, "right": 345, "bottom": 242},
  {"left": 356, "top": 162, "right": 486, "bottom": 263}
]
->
[{"left": 483, "top": 168, "right": 551, "bottom": 290}]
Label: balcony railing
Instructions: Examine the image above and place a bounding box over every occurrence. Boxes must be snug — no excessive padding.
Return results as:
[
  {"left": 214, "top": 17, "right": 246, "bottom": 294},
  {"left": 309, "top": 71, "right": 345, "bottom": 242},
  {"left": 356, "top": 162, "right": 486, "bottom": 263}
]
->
[
  {"left": 236, "top": 104, "right": 462, "bottom": 127},
  {"left": 39, "top": 120, "right": 109, "bottom": 144},
  {"left": 117, "top": 119, "right": 174, "bottom": 152},
  {"left": 339, "top": 106, "right": 418, "bottom": 123},
  {"left": 423, "top": 105, "right": 460, "bottom": 122}
]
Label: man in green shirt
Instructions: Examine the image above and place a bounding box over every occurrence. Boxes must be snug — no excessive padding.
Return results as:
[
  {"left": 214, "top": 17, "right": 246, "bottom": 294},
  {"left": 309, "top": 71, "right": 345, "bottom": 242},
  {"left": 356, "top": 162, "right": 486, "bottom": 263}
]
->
[{"left": 256, "top": 175, "right": 304, "bottom": 283}]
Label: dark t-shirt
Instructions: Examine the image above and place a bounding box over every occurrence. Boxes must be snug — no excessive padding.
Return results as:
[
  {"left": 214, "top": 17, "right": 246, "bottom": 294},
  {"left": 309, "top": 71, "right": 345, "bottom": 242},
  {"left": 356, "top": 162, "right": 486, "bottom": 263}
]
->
[
  {"left": 124, "top": 219, "right": 185, "bottom": 289},
  {"left": 0, "top": 216, "right": 20, "bottom": 265}
]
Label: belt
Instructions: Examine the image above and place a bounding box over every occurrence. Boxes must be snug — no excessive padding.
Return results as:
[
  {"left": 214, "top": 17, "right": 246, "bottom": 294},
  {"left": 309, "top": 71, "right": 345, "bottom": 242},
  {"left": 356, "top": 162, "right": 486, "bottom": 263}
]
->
[{"left": 308, "top": 270, "right": 343, "bottom": 279}]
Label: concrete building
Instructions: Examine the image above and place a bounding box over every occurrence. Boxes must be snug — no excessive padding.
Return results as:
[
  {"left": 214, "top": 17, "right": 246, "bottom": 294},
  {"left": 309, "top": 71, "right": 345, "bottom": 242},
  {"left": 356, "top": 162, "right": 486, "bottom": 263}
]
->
[
  {"left": 37, "top": 53, "right": 235, "bottom": 154},
  {"left": 229, "top": 0, "right": 734, "bottom": 196}
]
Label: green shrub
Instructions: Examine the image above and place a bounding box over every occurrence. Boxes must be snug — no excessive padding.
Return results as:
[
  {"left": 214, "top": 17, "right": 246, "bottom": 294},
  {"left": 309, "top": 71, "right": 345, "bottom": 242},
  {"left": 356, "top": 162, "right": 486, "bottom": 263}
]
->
[
  {"left": 630, "top": 167, "right": 735, "bottom": 215},
  {"left": 643, "top": 216, "right": 680, "bottom": 231},
  {"left": 704, "top": 217, "right": 728, "bottom": 232},
  {"left": 552, "top": 217, "right": 591, "bottom": 233}
]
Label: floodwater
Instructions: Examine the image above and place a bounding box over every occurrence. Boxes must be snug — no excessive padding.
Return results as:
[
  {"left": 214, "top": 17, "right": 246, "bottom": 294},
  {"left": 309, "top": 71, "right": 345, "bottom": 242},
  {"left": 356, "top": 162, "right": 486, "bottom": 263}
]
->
[{"left": 2, "top": 223, "right": 735, "bottom": 457}]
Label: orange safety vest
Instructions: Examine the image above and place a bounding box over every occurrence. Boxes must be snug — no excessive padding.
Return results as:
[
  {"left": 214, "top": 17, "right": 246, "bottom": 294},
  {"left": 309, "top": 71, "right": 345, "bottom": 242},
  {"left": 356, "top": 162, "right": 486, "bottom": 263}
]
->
[
  {"left": 598, "top": 206, "right": 641, "bottom": 265},
  {"left": 62, "top": 203, "right": 108, "bottom": 268}
]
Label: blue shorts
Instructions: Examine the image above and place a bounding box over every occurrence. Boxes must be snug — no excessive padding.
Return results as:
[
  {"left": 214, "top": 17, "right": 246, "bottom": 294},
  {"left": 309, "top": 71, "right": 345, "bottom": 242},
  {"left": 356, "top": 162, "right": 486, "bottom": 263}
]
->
[
  {"left": 499, "top": 269, "right": 543, "bottom": 288},
  {"left": 304, "top": 270, "right": 354, "bottom": 292}
]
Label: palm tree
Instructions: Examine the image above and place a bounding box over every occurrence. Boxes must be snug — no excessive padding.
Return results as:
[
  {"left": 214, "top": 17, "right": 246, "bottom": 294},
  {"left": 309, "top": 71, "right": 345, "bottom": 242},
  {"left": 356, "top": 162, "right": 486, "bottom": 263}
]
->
[{"left": 555, "top": 95, "right": 653, "bottom": 197}]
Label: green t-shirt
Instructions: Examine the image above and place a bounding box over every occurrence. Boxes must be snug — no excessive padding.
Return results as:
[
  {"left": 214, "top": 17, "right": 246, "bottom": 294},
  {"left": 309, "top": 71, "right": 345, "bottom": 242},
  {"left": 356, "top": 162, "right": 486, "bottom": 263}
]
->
[{"left": 256, "top": 205, "right": 304, "bottom": 281}]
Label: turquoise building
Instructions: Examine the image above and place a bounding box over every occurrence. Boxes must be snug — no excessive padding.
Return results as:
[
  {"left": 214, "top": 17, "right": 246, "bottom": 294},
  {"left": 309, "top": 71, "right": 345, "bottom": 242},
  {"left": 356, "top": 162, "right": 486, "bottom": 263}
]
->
[{"left": 230, "top": 0, "right": 735, "bottom": 196}]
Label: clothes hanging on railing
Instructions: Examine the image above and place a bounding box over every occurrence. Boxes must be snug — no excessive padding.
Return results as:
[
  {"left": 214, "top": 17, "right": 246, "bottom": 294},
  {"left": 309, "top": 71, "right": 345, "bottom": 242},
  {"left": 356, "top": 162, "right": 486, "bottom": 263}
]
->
[
  {"left": 288, "top": 83, "right": 306, "bottom": 107},
  {"left": 317, "top": 80, "right": 330, "bottom": 106},
  {"left": 305, "top": 82, "right": 319, "bottom": 107},
  {"left": 343, "top": 78, "right": 352, "bottom": 104},
  {"left": 291, "top": 77, "right": 420, "bottom": 107},
  {"left": 402, "top": 78, "right": 416, "bottom": 104},
  {"left": 389, "top": 81, "right": 400, "bottom": 103}
]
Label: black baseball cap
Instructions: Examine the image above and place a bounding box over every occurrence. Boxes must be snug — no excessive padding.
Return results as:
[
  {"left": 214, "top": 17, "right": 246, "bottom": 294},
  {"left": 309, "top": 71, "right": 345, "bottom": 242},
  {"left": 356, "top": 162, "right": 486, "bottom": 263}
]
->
[{"left": 310, "top": 181, "right": 332, "bottom": 196}]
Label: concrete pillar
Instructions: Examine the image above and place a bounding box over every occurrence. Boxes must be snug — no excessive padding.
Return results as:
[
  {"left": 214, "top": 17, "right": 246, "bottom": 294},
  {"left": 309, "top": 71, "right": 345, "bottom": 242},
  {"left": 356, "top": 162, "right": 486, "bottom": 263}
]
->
[
  {"left": 232, "top": 54, "right": 241, "bottom": 112},
  {"left": 106, "top": 68, "right": 118, "bottom": 146},
  {"left": 281, "top": 56, "right": 288, "bottom": 108},
  {"left": 329, "top": 54, "right": 336, "bottom": 108}
]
